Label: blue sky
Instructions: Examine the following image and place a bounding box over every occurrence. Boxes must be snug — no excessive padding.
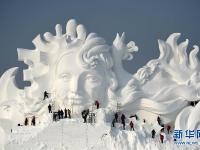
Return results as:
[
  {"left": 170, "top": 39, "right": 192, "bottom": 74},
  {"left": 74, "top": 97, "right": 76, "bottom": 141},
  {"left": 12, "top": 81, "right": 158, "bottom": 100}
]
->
[{"left": 0, "top": 0, "right": 200, "bottom": 88}]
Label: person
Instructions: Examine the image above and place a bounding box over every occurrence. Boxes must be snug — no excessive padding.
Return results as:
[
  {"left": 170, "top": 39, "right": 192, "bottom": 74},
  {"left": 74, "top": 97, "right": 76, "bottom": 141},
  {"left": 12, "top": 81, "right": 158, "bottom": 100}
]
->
[
  {"left": 151, "top": 129, "right": 156, "bottom": 138},
  {"left": 53, "top": 112, "right": 57, "bottom": 121},
  {"left": 95, "top": 100, "right": 100, "bottom": 109},
  {"left": 190, "top": 101, "right": 195, "bottom": 106},
  {"left": 160, "top": 132, "right": 164, "bottom": 143},
  {"left": 43, "top": 91, "right": 49, "bottom": 100},
  {"left": 129, "top": 121, "right": 134, "bottom": 131},
  {"left": 60, "top": 109, "right": 64, "bottom": 119},
  {"left": 112, "top": 118, "right": 115, "bottom": 127},
  {"left": 157, "top": 116, "right": 161, "bottom": 125},
  {"left": 67, "top": 109, "right": 71, "bottom": 119},
  {"left": 58, "top": 110, "right": 61, "bottom": 119},
  {"left": 48, "top": 104, "right": 52, "bottom": 113},
  {"left": 31, "top": 116, "right": 36, "bottom": 126},
  {"left": 82, "top": 109, "right": 89, "bottom": 123},
  {"left": 64, "top": 108, "right": 68, "bottom": 118},
  {"left": 121, "top": 114, "right": 126, "bottom": 130},
  {"left": 135, "top": 114, "right": 138, "bottom": 120},
  {"left": 115, "top": 113, "right": 118, "bottom": 122},
  {"left": 24, "top": 117, "right": 28, "bottom": 126},
  {"left": 143, "top": 119, "right": 146, "bottom": 123},
  {"left": 167, "top": 125, "right": 171, "bottom": 134}
]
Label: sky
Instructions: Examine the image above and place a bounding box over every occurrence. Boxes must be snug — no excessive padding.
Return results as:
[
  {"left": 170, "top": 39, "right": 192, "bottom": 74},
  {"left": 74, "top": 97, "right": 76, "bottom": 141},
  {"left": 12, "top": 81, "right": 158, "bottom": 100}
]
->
[{"left": 0, "top": 0, "right": 200, "bottom": 88}]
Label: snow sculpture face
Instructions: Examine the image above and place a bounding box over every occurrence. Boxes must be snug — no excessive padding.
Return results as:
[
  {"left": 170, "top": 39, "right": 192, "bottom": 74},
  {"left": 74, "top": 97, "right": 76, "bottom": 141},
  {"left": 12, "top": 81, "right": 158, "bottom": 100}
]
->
[
  {"left": 5, "top": 19, "right": 137, "bottom": 117},
  {"left": 54, "top": 50, "right": 108, "bottom": 112}
]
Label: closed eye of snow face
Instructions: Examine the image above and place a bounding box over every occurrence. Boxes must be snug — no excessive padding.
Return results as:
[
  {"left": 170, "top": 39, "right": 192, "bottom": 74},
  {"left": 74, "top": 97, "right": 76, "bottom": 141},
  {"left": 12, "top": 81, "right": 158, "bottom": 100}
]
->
[{"left": 85, "top": 73, "right": 102, "bottom": 83}]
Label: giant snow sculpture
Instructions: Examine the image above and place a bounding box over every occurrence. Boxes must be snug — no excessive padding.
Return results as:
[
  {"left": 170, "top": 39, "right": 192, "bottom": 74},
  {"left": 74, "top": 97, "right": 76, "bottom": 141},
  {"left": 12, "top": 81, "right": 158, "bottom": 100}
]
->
[{"left": 0, "top": 19, "right": 200, "bottom": 130}]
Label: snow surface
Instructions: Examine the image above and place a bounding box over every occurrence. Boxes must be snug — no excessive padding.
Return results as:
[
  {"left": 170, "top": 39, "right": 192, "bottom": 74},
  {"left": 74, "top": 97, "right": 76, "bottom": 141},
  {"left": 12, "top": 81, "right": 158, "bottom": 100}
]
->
[{"left": 2, "top": 109, "right": 200, "bottom": 150}]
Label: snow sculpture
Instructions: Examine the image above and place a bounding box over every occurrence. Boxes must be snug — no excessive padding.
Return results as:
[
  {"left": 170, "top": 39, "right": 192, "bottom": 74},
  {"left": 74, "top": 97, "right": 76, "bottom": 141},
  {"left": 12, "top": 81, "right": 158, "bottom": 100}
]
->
[
  {"left": 15, "top": 19, "right": 137, "bottom": 115},
  {"left": 120, "top": 33, "right": 200, "bottom": 125},
  {"left": 0, "top": 19, "right": 200, "bottom": 129}
]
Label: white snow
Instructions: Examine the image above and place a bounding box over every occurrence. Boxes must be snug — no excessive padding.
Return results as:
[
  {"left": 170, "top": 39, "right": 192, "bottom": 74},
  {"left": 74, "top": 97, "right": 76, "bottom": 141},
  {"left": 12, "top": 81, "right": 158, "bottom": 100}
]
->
[{"left": 3, "top": 111, "right": 199, "bottom": 150}]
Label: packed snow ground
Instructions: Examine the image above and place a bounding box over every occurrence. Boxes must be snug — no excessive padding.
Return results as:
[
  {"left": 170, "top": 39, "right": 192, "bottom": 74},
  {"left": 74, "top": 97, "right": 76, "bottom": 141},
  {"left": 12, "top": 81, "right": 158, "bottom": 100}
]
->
[{"left": 2, "top": 110, "right": 199, "bottom": 150}]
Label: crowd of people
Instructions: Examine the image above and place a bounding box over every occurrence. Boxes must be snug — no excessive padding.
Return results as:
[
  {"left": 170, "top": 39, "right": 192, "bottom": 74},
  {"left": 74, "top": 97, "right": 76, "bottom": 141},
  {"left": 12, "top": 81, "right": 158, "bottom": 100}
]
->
[
  {"left": 47, "top": 104, "right": 72, "bottom": 121},
  {"left": 111, "top": 112, "right": 172, "bottom": 144},
  {"left": 46, "top": 98, "right": 100, "bottom": 123},
  {"left": 190, "top": 100, "right": 199, "bottom": 107},
  {"left": 24, "top": 116, "right": 36, "bottom": 126}
]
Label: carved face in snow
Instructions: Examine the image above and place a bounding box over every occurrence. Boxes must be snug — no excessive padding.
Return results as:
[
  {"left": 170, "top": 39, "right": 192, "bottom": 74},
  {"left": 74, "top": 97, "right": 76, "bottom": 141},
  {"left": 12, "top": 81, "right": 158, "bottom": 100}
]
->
[{"left": 54, "top": 50, "right": 109, "bottom": 112}]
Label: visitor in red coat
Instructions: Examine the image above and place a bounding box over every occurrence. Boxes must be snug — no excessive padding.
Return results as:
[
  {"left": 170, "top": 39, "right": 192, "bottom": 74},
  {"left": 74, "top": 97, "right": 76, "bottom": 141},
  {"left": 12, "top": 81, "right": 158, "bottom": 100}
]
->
[
  {"left": 160, "top": 133, "right": 164, "bottom": 143},
  {"left": 167, "top": 125, "right": 171, "bottom": 134},
  {"left": 95, "top": 100, "right": 100, "bottom": 109}
]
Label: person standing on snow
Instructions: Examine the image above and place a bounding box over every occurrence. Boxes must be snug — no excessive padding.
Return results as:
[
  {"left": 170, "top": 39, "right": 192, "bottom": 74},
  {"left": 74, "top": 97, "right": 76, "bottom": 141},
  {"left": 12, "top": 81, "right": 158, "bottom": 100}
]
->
[
  {"left": 167, "top": 125, "right": 171, "bottom": 134},
  {"left": 112, "top": 118, "right": 116, "bottom": 127},
  {"left": 129, "top": 121, "right": 134, "bottom": 131},
  {"left": 114, "top": 113, "right": 118, "bottom": 122},
  {"left": 157, "top": 116, "right": 161, "bottom": 125},
  {"left": 160, "top": 132, "right": 164, "bottom": 143},
  {"left": 48, "top": 104, "right": 52, "bottom": 113},
  {"left": 95, "top": 100, "right": 100, "bottom": 109},
  {"left": 121, "top": 114, "right": 126, "bottom": 130},
  {"left": 67, "top": 109, "right": 71, "bottom": 119},
  {"left": 24, "top": 117, "right": 28, "bottom": 126},
  {"left": 31, "top": 116, "right": 36, "bottom": 126},
  {"left": 151, "top": 129, "right": 156, "bottom": 138},
  {"left": 134, "top": 114, "right": 138, "bottom": 120},
  {"left": 58, "top": 110, "right": 61, "bottom": 119},
  {"left": 82, "top": 109, "right": 89, "bottom": 123},
  {"left": 53, "top": 112, "right": 57, "bottom": 121},
  {"left": 60, "top": 109, "right": 64, "bottom": 119},
  {"left": 64, "top": 108, "right": 68, "bottom": 118}
]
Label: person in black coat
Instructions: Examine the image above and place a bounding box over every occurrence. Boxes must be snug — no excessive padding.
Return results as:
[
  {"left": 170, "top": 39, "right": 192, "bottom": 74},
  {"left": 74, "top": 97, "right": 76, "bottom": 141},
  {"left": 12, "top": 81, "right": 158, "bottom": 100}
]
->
[
  {"left": 24, "top": 117, "right": 28, "bottom": 126},
  {"left": 31, "top": 116, "right": 36, "bottom": 126},
  {"left": 152, "top": 129, "right": 156, "bottom": 138},
  {"left": 82, "top": 109, "right": 89, "bottom": 123},
  {"left": 60, "top": 109, "right": 64, "bottom": 119},
  {"left": 64, "top": 108, "right": 67, "bottom": 118},
  {"left": 43, "top": 91, "right": 49, "bottom": 100},
  {"left": 114, "top": 113, "right": 118, "bottom": 122},
  {"left": 68, "top": 109, "right": 71, "bottom": 119},
  {"left": 58, "top": 110, "right": 61, "bottom": 119},
  {"left": 121, "top": 114, "right": 126, "bottom": 130},
  {"left": 112, "top": 118, "right": 115, "bottom": 127},
  {"left": 157, "top": 116, "right": 161, "bottom": 125},
  {"left": 48, "top": 104, "right": 52, "bottom": 113},
  {"left": 53, "top": 112, "right": 57, "bottom": 121}
]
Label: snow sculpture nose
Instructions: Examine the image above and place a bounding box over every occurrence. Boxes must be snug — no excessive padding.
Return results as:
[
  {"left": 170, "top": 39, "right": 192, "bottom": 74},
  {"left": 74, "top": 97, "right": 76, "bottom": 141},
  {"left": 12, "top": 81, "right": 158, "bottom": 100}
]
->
[{"left": 70, "top": 76, "right": 80, "bottom": 94}]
